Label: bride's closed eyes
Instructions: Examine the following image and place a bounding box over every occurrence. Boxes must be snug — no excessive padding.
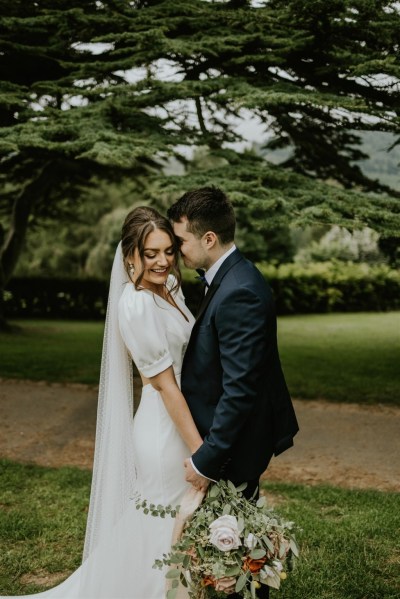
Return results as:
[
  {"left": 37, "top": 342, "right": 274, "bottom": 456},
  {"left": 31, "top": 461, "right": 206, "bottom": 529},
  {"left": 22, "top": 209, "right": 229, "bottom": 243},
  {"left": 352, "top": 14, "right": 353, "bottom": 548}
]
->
[{"left": 144, "top": 248, "right": 175, "bottom": 259}]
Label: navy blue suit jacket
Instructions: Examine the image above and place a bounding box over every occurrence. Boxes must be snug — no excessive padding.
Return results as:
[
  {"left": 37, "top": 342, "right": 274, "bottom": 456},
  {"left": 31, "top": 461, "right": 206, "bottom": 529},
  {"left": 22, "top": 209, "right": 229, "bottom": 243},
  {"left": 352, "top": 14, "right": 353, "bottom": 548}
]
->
[{"left": 181, "top": 249, "right": 299, "bottom": 482}]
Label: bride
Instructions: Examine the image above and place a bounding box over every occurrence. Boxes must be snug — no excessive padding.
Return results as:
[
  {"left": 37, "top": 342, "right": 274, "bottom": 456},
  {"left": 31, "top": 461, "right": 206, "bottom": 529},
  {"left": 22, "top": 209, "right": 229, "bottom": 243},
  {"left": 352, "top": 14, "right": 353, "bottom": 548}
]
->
[{"left": 2, "top": 206, "right": 205, "bottom": 599}]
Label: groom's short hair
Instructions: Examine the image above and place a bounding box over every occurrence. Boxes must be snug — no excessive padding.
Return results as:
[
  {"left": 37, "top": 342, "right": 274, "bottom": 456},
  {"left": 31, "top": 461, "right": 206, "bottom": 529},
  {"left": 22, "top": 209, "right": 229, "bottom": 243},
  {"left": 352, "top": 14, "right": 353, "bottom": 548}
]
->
[{"left": 167, "top": 186, "right": 235, "bottom": 244}]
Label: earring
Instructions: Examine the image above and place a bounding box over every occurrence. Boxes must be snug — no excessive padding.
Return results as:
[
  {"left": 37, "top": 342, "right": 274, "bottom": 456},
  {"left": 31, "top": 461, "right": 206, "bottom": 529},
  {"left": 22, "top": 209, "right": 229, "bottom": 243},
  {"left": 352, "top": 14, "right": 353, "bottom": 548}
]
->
[{"left": 128, "top": 263, "right": 135, "bottom": 276}]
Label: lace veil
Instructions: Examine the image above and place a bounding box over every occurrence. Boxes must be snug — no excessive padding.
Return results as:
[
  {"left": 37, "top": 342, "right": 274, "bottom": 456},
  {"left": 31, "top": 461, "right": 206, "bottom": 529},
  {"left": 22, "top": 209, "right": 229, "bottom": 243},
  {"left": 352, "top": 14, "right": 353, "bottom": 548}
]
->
[{"left": 82, "top": 241, "right": 137, "bottom": 560}]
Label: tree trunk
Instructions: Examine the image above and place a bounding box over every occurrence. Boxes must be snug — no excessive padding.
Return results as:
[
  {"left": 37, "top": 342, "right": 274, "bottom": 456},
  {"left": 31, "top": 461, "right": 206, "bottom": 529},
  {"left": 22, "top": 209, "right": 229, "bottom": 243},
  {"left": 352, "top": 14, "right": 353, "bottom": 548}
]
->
[
  {"left": 0, "top": 182, "right": 37, "bottom": 329},
  {"left": 0, "top": 283, "right": 9, "bottom": 330}
]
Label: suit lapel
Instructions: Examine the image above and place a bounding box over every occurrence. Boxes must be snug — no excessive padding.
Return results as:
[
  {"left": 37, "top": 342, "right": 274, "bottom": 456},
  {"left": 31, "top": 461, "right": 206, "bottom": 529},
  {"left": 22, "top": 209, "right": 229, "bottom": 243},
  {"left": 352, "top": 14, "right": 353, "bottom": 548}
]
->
[
  {"left": 196, "top": 282, "right": 220, "bottom": 322},
  {"left": 195, "top": 249, "right": 244, "bottom": 323}
]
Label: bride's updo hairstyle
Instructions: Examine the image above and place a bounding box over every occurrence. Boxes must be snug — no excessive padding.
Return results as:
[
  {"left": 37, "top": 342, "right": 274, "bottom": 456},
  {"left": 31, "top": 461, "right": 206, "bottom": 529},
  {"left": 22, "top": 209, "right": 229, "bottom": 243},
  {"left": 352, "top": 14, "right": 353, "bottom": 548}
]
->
[{"left": 121, "top": 206, "right": 181, "bottom": 291}]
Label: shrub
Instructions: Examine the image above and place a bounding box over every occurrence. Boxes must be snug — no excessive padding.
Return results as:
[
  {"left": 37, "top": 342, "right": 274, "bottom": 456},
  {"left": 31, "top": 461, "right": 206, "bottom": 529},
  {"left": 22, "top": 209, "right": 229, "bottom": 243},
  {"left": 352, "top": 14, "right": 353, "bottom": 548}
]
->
[
  {"left": 4, "top": 277, "right": 108, "bottom": 320},
  {"left": 255, "top": 261, "right": 400, "bottom": 314},
  {"left": 4, "top": 262, "right": 400, "bottom": 319}
]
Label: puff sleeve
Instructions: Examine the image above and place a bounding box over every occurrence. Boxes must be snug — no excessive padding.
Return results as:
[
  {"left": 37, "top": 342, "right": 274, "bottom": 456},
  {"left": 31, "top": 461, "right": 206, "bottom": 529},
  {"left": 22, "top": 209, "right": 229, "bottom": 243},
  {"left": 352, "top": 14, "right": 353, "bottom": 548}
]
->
[{"left": 118, "top": 287, "right": 174, "bottom": 378}]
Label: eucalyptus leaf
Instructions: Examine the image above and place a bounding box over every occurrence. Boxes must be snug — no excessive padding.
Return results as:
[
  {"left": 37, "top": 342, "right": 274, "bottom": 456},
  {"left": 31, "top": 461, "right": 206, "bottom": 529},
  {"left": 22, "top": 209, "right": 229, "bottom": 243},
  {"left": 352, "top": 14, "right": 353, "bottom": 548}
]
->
[
  {"left": 236, "top": 482, "right": 248, "bottom": 492},
  {"left": 170, "top": 553, "right": 185, "bottom": 564},
  {"left": 262, "top": 535, "right": 274, "bottom": 553},
  {"left": 267, "top": 572, "right": 281, "bottom": 590},
  {"left": 256, "top": 496, "right": 266, "bottom": 508},
  {"left": 250, "top": 549, "right": 266, "bottom": 560},
  {"left": 290, "top": 538, "right": 299, "bottom": 558},
  {"left": 235, "top": 573, "right": 247, "bottom": 593},
  {"left": 227, "top": 480, "right": 237, "bottom": 494},
  {"left": 223, "top": 503, "right": 231, "bottom": 515},
  {"left": 237, "top": 516, "right": 245, "bottom": 533},
  {"left": 250, "top": 580, "right": 257, "bottom": 599},
  {"left": 279, "top": 542, "right": 286, "bottom": 559},
  {"left": 209, "top": 484, "right": 220, "bottom": 498},
  {"left": 166, "top": 569, "right": 180, "bottom": 579},
  {"left": 226, "top": 565, "right": 242, "bottom": 577},
  {"left": 166, "top": 589, "right": 178, "bottom": 599}
]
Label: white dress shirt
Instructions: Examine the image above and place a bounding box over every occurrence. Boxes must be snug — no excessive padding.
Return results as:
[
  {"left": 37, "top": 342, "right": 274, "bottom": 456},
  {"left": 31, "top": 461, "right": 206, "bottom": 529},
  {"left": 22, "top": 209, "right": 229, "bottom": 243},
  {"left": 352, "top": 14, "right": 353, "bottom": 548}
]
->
[{"left": 190, "top": 244, "right": 237, "bottom": 481}]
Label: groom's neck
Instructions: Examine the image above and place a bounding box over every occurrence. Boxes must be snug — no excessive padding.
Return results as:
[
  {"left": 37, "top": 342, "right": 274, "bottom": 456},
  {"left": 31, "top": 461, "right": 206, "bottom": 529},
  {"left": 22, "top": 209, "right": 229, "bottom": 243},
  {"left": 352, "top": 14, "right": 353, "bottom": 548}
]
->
[{"left": 204, "top": 242, "right": 235, "bottom": 271}]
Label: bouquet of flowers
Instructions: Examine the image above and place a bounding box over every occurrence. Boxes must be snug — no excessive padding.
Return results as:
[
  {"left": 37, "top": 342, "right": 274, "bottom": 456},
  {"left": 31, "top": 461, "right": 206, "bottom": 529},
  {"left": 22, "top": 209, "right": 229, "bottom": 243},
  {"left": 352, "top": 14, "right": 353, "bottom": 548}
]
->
[{"left": 149, "top": 480, "right": 299, "bottom": 599}]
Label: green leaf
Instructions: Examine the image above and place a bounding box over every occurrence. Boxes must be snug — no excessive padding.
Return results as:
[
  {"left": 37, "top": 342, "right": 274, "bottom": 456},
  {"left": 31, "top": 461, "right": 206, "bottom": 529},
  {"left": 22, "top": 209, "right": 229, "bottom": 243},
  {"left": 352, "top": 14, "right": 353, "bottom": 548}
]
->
[
  {"left": 235, "top": 573, "right": 248, "bottom": 593},
  {"left": 290, "top": 538, "right": 299, "bottom": 558},
  {"left": 209, "top": 484, "right": 220, "bottom": 498},
  {"left": 222, "top": 503, "right": 231, "bottom": 515},
  {"left": 256, "top": 496, "right": 266, "bottom": 508},
  {"left": 166, "top": 569, "right": 180, "bottom": 579},
  {"left": 227, "top": 480, "right": 237, "bottom": 494},
  {"left": 170, "top": 553, "right": 185, "bottom": 564},
  {"left": 262, "top": 535, "right": 275, "bottom": 553},
  {"left": 266, "top": 572, "right": 281, "bottom": 591},
  {"left": 250, "top": 580, "right": 257, "bottom": 599},
  {"left": 250, "top": 549, "right": 266, "bottom": 560},
  {"left": 225, "top": 565, "right": 242, "bottom": 577},
  {"left": 167, "top": 589, "right": 178, "bottom": 599},
  {"left": 279, "top": 542, "right": 286, "bottom": 559},
  {"left": 236, "top": 482, "right": 248, "bottom": 493},
  {"left": 237, "top": 515, "right": 245, "bottom": 533},
  {"left": 171, "top": 579, "right": 179, "bottom": 589}
]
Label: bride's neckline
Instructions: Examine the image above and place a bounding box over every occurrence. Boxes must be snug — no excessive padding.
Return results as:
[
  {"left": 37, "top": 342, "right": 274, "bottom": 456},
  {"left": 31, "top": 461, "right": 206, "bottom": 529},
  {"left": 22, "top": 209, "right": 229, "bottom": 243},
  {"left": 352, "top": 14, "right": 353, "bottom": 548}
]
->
[{"left": 135, "top": 283, "right": 190, "bottom": 323}]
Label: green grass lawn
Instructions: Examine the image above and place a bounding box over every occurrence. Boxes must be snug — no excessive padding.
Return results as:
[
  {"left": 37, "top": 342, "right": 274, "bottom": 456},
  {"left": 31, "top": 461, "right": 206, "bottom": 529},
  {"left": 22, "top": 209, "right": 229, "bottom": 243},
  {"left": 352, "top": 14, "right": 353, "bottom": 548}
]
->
[
  {"left": 278, "top": 312, "right": 400, "bottom": 405},
  {"left": 0, "top": 320, "right": 104, "bottom": 384},
  {"left": 0, "top": 312, "right": 399, "bottom": 404},
  {"left": 0, "top": 460, "right": 398, "bottom": 598}
]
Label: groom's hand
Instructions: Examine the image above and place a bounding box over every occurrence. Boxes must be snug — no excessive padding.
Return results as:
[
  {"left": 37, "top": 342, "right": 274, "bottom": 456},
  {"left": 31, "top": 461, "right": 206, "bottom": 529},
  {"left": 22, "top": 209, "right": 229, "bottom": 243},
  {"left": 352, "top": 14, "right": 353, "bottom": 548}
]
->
[{"left": 184, "top": 458, "right": 210, "bottom": 492}]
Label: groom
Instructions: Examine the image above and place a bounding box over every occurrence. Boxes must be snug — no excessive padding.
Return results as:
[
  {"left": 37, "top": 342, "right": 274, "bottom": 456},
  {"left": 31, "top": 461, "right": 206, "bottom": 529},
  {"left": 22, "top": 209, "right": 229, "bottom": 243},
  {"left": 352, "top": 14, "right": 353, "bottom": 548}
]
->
[
  {"left": 168, "top": 186, "right": 298, "bottom": 489},
  {"left": 168, "top": 187, "right": 298, "bottom": 596}
]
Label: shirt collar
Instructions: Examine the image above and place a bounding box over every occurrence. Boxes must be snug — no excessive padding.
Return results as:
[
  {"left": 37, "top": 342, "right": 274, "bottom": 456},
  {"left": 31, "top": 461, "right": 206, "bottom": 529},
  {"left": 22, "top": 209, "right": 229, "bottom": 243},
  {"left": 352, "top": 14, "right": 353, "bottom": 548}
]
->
[{"left": 204, "top": 244, "right": 236, "bottom": 286}]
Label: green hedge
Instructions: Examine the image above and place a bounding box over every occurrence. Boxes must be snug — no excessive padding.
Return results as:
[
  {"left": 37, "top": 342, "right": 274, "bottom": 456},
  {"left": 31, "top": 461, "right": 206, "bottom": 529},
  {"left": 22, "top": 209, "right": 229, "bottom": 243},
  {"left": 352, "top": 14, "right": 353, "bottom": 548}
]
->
[
  {"left": 4, "top": 277, "right": 109, "bottom": 320},
  {"left": 254, "top": 261, "right": 400, "bottom": 314},
  {"left": 4, "top": 262, "right": 400, "bottom": 319}
]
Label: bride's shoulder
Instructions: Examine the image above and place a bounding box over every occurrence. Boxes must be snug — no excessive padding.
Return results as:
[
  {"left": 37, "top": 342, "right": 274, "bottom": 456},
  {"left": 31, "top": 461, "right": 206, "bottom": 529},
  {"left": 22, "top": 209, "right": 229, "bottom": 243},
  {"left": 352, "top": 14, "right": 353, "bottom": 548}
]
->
[{"left": 118, "top": 283, "right": 154, "bottom": 321}]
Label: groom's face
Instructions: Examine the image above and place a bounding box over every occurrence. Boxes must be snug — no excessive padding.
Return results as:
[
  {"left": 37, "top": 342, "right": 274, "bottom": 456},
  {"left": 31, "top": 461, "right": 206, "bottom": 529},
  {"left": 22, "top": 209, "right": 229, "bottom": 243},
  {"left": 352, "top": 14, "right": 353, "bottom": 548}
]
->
[{"left": 173, "top": 218, "right": 209, "bottom": 270}]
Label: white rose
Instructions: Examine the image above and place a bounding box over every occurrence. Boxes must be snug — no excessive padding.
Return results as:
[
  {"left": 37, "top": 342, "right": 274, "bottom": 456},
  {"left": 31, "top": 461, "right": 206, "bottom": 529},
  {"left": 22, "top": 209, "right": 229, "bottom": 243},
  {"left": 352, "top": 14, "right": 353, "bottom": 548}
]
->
[
  {"left": 209, "top": 515, "right": 241, "bottom": 552},
  {"left": 272, "top": 560, "right": 283, "bottom": 572},
  {"left": 244, "top": 533, "right": 257, "bottom": 550}
]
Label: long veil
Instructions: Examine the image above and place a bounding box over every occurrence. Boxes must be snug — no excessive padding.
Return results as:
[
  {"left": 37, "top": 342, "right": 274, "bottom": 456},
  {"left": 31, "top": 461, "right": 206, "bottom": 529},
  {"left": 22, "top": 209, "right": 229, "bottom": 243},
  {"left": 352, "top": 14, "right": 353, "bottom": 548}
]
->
[
  {"left": 1, "top": 242, "right": 138, "bottom": 598},
  {"left": 82, "top": 241, "right": 137, "bottom": 560}
]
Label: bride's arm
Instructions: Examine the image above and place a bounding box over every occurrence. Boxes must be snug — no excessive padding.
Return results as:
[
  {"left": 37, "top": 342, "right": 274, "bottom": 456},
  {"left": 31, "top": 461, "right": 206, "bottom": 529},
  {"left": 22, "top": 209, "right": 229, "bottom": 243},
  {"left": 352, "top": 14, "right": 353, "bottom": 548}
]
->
[{"left": 149, "top": 366, "right": 203, "bottom": 455}]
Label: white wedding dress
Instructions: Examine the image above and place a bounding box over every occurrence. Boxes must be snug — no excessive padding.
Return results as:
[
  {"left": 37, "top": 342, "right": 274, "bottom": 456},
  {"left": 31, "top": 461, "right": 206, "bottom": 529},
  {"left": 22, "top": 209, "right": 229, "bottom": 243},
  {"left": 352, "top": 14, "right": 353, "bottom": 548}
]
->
[{"left": 1, "top": 246, "right": 195, "bottom": 599}]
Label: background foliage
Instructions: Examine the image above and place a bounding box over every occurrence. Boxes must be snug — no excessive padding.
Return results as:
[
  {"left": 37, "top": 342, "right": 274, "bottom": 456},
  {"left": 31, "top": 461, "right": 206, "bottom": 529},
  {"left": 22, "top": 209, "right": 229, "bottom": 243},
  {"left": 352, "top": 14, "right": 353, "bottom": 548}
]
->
[
  {"left": 1, "top": 0, "right": 399, "bottom": 326},
  {"left": 5, "top": 261, "right": 400, "bottom": 319}
]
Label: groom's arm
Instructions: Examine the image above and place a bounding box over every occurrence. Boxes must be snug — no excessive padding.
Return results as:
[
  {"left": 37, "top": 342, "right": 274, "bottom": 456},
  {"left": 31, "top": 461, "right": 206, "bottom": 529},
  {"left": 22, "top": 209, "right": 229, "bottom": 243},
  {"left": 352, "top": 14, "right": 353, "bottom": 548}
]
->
[{"left": 191, "top": 286, "right": 270, "bottom": 481}]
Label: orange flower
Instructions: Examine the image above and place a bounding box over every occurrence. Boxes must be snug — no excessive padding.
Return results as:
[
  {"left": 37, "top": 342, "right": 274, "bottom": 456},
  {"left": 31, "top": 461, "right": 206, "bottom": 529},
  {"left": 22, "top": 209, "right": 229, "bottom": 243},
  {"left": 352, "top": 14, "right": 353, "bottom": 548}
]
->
[
  {"left": 202, "top": 576, "right": 216, "bottom": 587},
  {"left": 242, "top": 556, "right": 267, "bottom": 573}
]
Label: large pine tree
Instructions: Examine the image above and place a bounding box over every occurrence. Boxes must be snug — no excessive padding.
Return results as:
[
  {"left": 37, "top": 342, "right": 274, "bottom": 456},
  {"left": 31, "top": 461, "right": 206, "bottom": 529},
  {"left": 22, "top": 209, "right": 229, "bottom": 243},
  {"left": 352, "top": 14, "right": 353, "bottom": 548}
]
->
[{"left": 0, "top": 0, "right": 399, "bottom": 326}]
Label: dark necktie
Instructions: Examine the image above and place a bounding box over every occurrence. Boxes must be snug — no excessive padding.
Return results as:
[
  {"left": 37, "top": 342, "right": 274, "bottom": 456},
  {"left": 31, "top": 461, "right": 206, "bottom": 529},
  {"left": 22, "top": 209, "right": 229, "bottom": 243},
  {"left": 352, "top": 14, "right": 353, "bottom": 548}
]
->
[{"left": 195, "top": 268, "right": 209, "bottom": 288}]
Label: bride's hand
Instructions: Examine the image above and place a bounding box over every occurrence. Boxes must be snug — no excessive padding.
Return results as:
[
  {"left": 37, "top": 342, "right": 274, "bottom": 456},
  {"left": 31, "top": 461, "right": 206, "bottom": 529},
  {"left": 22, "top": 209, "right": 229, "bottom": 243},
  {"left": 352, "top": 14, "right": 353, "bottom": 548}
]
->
[{"left": 184, "top": 458, "right": 210, "bottom": 492}]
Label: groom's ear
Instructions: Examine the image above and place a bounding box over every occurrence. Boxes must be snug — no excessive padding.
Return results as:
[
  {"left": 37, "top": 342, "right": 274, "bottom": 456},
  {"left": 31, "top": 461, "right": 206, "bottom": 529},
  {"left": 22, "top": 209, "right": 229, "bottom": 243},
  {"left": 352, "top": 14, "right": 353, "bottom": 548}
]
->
[{"left": 202, "top": 231, "right": 218, "bottom": 249}]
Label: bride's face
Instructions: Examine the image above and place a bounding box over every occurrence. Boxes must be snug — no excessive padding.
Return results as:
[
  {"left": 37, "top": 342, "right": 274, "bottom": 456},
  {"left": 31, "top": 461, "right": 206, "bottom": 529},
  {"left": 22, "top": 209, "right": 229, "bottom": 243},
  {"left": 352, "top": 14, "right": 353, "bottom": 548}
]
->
[{"left": 132, "top": 229, "right": 176, "bottom": 288}]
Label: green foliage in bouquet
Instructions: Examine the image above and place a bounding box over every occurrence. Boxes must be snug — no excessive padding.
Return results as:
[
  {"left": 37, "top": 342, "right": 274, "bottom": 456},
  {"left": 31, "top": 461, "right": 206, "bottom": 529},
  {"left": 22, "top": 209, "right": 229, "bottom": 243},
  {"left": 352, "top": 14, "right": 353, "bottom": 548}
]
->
[{"left": 153, "top": 481, "right": 299, "bottom": 599}]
